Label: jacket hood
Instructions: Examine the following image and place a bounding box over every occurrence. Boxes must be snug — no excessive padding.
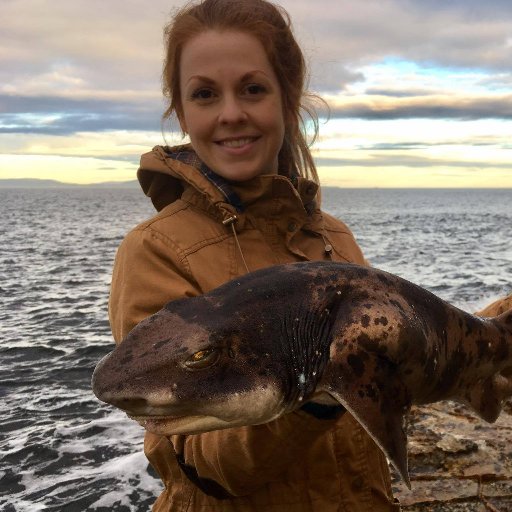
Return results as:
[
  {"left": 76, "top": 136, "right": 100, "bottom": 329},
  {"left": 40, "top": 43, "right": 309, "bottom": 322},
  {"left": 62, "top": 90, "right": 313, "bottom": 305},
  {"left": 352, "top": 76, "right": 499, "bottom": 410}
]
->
[{"left": 138, "top": 144, "right": 222, "bottom": 212}]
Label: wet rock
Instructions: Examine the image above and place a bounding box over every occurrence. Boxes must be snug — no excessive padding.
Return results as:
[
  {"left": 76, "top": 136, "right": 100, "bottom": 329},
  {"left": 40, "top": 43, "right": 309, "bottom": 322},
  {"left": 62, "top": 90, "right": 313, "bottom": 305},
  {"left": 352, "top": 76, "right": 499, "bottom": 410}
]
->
[{"left": 393, "top": 400, "right": 512, "bottom": 510}]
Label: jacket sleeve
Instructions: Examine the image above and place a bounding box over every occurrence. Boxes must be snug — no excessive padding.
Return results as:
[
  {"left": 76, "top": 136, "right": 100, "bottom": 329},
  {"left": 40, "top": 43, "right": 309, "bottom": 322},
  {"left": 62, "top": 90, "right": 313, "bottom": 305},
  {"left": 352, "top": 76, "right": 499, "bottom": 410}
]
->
[
  {"left": 475, "top": 294, "right": 512, "bottom": 317},
  {"left": 109, "top": 225, "right": 343, "bottom": 497},
  {"left": 109, "top": 226, "right": 202, "bottom": 342}
]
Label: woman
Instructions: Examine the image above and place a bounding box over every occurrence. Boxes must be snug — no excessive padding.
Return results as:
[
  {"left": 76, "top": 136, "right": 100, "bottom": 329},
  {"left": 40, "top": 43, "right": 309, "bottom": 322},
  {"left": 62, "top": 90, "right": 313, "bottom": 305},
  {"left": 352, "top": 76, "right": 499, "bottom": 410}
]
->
[{"left": 109, "top": 0, "right": 401, "bottom": 510}]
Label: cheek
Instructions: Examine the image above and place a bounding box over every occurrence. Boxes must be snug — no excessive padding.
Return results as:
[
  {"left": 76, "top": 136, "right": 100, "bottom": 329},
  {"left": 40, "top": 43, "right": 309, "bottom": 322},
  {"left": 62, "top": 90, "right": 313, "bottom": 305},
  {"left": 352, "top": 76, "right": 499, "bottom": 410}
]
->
[
  {"left": 182, "top": 108, "right": 210, "bottom": 141},
  {"left": 269, "top": 112, "right": 286, "bottom": 154},
  {"left": 256, "top": 104, "right": 285, "bottom": 143},
  {"left": 271, "top": 102, "right": 286, "bottom": 141}
]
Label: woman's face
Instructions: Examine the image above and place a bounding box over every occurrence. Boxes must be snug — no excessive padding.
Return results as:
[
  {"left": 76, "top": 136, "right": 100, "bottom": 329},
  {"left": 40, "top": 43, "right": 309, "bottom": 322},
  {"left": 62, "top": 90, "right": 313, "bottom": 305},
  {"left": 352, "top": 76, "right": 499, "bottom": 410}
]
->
[{"left": 178, "top": 30, "right": 286, "bottom": 181}]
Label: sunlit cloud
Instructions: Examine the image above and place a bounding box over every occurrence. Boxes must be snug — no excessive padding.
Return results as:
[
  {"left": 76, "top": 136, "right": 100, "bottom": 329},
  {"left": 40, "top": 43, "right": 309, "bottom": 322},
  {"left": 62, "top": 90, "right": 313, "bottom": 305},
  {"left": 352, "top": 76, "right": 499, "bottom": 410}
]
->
[
  {"left": 0, "top": 130, "right": 183, "bottom": 162},
  {"left": 326, "top": 92, "right": 512, "bottom": 120},
  {"left": 318, "top": 164, "right": 511, "bottom": 189},
  {"left": 0, "top": 154, "right": 138, "bottom": 184}
]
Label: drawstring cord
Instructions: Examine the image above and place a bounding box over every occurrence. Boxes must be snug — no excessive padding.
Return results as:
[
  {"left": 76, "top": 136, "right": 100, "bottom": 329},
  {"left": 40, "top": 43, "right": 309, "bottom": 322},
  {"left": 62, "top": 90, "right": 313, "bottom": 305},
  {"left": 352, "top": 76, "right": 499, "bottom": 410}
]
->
[{"left": 223, "top": 216, "right": 250, "bottom": 274}]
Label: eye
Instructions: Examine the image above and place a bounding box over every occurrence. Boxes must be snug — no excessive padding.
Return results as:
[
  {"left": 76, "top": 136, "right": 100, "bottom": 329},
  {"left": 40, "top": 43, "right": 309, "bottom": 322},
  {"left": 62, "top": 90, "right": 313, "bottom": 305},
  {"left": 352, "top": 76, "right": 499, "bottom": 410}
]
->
[
  {"left": 184, "top": 348, "right": 220, "bottom": 370},
  {"left": 243, "top": 83, "right": 267, "bottom": 96},
  {"left": 190, "top": 88, "right": 216, "bottom": 102}
]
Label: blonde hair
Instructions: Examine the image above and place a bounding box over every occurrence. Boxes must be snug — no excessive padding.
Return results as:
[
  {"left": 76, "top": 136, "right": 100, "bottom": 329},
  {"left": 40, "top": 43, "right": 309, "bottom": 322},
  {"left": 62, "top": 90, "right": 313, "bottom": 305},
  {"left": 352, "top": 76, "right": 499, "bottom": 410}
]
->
[{"left": 162, "top": 0, "right": 321, "bottom": 184}]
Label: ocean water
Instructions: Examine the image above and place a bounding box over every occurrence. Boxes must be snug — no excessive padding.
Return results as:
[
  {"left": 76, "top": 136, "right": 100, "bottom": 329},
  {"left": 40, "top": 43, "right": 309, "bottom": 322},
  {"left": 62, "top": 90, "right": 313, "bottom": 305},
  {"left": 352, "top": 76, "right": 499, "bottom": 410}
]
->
[{"left": 0, "top": 187, "right": 510, "bottom": 511}]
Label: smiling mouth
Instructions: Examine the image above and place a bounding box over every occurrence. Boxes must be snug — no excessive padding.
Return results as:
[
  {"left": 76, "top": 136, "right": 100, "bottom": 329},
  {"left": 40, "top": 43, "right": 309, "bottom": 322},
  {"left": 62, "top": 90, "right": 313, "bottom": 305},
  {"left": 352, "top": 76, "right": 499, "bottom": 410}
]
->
[{"left": 216, "top": 137, "right": 259, "bottom": 148}]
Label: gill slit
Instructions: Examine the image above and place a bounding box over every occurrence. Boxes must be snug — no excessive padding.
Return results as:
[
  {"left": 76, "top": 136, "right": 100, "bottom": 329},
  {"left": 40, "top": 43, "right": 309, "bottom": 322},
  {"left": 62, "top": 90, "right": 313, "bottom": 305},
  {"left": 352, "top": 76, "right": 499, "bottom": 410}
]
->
[{"left": 223, "top": 216, "right": 250, "bottom": 274}]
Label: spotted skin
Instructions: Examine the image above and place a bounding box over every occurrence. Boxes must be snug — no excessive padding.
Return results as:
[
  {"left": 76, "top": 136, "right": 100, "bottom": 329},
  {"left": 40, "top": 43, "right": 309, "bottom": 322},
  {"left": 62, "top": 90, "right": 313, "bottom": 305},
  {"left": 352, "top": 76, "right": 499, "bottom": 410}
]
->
[{"left": 92, "top": 261, "right": 512, "bottom": 488}]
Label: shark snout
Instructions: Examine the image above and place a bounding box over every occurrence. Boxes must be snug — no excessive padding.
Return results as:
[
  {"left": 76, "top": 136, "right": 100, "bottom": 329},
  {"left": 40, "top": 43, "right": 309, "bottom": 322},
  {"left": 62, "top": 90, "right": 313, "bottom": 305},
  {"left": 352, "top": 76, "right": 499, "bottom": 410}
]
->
[
  {"left": 93, "top": 379, "right": 177, "bottom": 416},
  {"left": 92, "top": 348, "right": 184, "bottom": 417},
  {"left": 92, "top": 353, "right": 158, "bottom": 411},
  {"left": 99, "top": 394, "right": 150, "bottom": 414}
]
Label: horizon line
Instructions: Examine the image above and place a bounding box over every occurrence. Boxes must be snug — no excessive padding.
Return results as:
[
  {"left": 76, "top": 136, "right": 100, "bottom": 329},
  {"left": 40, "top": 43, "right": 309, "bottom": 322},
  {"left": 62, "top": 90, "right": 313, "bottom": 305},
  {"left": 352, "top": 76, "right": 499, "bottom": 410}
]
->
[{"left": 0, "top": 178, "right": 510, "bottom": 190}]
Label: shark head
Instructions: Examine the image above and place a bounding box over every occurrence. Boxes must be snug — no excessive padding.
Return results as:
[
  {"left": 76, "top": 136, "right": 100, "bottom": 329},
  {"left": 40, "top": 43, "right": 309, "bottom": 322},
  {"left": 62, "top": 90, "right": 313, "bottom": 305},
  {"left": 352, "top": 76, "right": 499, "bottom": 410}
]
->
[{"left": 92, "top": 295, "right": 293, "bottom": 435}]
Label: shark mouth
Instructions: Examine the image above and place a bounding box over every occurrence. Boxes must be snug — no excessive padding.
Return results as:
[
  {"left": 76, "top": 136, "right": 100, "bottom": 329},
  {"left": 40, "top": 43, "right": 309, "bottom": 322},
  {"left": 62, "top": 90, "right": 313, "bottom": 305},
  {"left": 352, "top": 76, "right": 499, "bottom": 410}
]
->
[{"left": 128, "top": 413, "right": 235, "bottom": 436}]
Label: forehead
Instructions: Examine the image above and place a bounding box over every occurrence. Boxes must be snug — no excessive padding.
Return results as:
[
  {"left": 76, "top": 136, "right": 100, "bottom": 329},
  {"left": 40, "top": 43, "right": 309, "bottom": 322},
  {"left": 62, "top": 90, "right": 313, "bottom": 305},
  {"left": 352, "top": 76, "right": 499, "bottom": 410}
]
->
[{"left": 179, "top": 30, "right": 275, "bottom": 84}]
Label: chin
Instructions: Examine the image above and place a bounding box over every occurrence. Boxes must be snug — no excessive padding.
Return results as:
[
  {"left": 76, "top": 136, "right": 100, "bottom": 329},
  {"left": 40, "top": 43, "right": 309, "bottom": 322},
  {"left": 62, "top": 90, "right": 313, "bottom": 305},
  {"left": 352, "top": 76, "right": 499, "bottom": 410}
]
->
[{"left": 214, "top": 164, "right": 275, "bottom": 182}]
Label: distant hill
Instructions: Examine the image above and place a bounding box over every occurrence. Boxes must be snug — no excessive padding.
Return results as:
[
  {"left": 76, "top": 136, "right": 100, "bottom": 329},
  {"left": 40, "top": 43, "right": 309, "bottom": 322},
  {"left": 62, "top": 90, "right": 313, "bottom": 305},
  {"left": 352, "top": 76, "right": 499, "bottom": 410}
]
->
[{"left": 0, "top": 179, "right": 139, "bottom": 189}]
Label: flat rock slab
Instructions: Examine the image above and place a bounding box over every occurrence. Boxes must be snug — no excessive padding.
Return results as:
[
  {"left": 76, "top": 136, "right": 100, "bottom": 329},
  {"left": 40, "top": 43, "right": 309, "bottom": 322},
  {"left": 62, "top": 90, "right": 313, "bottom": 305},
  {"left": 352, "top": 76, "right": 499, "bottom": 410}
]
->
[{"left": 392, "top": 401, "right": 512, "bottom": 510}]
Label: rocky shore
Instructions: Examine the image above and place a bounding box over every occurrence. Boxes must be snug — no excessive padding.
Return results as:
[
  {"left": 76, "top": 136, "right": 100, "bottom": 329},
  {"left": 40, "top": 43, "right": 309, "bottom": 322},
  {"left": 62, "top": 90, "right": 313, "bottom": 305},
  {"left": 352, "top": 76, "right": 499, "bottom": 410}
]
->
[{"left": 392, "top": 401, "right": 512, "bottom": 511}]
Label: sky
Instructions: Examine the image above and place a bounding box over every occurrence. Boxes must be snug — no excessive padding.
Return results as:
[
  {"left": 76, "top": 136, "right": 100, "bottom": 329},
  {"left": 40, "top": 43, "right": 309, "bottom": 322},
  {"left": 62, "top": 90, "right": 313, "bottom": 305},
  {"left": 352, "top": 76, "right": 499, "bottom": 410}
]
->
[{"left": 1, "top": 0, "right": 511, "bottom": 187}]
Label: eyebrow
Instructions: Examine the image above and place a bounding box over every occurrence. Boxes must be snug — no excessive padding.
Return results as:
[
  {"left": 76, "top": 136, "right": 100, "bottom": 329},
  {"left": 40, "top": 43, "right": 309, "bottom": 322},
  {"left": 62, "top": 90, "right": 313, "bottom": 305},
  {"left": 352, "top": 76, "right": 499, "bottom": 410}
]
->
[{"left": 186, "top": 70, "right": 270, "bottom": 86}]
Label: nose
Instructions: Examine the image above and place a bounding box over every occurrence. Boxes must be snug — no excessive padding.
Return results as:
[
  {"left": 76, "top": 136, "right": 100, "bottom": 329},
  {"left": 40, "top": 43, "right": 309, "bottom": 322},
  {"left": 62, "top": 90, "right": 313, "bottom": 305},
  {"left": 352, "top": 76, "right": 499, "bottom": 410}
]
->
[{"left": 218, "top": 95, "right": 247, "bottom": 124}]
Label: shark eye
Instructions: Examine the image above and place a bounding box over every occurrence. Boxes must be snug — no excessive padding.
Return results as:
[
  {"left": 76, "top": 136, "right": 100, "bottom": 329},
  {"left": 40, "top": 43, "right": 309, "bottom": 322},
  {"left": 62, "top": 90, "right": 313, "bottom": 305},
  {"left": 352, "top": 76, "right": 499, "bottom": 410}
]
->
[{"left": 184, "top": 348, "right": 219, "bottom": 370}]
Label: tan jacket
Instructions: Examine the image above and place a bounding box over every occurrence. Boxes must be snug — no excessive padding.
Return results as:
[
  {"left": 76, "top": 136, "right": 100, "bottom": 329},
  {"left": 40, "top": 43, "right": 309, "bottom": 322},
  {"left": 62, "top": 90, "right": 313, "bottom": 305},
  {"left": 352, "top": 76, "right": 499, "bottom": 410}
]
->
[
  {"left": 476, "top": 295, "right": 512, "bottom": 317},
  {"left": 109, "top": 145, "right": 400, "bottom": 511}
]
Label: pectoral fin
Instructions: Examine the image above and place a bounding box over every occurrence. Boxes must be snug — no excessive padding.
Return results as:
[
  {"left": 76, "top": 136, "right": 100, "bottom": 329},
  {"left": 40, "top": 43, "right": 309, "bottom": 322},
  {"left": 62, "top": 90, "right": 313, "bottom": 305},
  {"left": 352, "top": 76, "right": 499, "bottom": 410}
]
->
[
  {"left": 464, "top": 372, "right": 512, "bottom": 423},
  {"left": 323, "top": 354, "right": 411, "bottom": 487}
]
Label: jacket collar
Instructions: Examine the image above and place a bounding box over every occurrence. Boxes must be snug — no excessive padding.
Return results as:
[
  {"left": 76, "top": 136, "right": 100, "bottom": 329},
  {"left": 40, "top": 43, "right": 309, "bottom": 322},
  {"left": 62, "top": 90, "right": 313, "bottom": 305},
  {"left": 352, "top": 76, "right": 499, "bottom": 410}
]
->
[{"left": 137, "top": 144, "right": 319, "bottom": 225}]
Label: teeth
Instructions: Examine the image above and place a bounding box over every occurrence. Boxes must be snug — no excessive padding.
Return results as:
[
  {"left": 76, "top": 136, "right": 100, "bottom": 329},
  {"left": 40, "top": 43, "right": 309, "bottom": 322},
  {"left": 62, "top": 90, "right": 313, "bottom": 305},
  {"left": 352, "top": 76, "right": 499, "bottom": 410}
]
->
[{"left": 221, "top": 138, "right": 254, "bottom": 148}]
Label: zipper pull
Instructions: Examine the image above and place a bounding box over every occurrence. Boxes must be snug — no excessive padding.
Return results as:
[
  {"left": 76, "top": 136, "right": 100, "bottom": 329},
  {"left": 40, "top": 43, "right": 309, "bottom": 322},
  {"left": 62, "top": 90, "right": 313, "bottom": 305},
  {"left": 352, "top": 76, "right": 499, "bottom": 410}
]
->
[
  {"left": 222, "top": 215, "right": 238, "bottom": 226},
  {"left": 321, "top": 234, "right": 333, "bottom": 258}
]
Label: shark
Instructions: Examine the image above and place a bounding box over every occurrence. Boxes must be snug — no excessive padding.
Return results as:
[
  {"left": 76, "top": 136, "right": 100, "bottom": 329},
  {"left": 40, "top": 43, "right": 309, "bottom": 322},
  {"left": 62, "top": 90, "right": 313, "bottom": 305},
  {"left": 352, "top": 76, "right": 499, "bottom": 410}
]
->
[{"left": 92, "top": 261, "right": 512, "bottom": 487}]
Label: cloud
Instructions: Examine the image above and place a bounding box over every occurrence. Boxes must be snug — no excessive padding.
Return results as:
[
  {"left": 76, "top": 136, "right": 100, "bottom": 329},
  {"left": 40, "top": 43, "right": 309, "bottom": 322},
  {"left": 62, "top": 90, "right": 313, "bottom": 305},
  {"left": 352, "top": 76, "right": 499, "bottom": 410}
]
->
[
  {"left": 285, "top": 0, "right": 512, "bottom": 74},
  {"left": 0, "top": 0, "right": 169, "bottom": 91},
  {"left": 316, "top": 154, "right": 512, "bottom": 169},
  {"left": 0, "top": 130, "right": 181, "bottom": 161},
  {"left": 3, "top": 0, "right": 511, "bottom": 97},
  {"left": 0, "top": 93, "right": 169, "bottom": 134},
  {"left": 326, "top": 93, "right": 512, "bottom": 120}
]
